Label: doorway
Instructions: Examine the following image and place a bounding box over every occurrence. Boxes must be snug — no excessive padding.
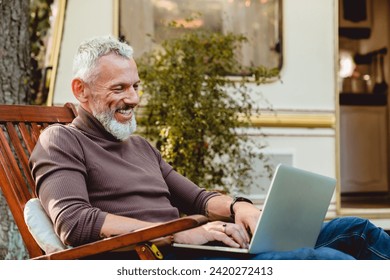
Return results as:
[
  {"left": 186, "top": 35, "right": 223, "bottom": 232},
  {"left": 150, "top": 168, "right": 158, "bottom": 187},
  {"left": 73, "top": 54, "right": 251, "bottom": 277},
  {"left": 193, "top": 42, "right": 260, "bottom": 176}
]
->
[{"left": 338, "top": 0, "right": 390, "bottom": 210}]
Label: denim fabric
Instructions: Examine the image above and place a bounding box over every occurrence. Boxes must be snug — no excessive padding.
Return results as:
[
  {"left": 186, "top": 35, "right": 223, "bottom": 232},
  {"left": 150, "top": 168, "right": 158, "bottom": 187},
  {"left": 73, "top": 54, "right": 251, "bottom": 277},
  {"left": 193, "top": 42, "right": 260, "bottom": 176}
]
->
[
  {"left": 164, "top": 246, "right": 355, "bottom": 260},
  {"left": 164, "top": 217, "right": 390, "bottom": 260},
  {"left": 315, "top": 217, "right": 390, "bottom": 260}
]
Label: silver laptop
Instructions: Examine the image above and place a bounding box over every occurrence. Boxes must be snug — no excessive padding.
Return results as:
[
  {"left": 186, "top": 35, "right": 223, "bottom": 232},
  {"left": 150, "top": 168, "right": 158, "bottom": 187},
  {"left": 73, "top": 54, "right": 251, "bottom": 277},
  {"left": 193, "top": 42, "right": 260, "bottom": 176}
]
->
[{"left": 173, "top": 164, "right": 336, "bottom": 254}]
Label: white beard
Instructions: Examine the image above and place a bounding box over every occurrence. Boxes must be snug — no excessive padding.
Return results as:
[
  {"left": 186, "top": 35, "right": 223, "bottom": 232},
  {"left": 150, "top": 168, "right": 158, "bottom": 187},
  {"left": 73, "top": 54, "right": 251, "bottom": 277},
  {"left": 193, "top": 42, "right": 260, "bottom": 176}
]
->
[{"left": 93, "top": 110, "right": 137, "bottom": 141}]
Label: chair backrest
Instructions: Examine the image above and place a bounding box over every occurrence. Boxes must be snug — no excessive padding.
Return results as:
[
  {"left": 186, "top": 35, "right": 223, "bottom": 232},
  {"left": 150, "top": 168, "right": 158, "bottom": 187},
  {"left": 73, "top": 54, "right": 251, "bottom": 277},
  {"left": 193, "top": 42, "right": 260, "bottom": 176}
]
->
[{"left": 0, "top": 103, "right": 77, "bottom": 258}]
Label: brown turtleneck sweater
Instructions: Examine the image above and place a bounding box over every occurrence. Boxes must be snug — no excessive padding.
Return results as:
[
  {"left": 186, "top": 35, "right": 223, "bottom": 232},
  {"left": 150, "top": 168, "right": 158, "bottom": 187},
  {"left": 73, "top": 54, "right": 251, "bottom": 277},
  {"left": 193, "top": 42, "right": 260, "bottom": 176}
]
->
[{"left": 29, "top": 106, "right": 218, "bottom": 246}]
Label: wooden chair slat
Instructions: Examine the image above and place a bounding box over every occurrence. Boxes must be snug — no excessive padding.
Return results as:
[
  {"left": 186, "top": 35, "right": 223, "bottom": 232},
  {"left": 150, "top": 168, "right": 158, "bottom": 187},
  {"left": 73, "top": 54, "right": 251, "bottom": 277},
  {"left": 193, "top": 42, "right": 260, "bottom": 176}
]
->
[
  {"left": 5, "top": 122, "right": 36, "bottom": 193},
  {"left": 0, "top": 126, "right": 30, "bottom": 203},
  {"left": 30, "top": 123, "right": 42, "bottom": 143},
  {"left": 18, "top": 123, "right": 35, "bottom": 154},
  {"left": 0, "top": 130, "right": 24, "bottom": 206},
  {"left": 0, "top": 104, "right": 77, "bottom": 122}
]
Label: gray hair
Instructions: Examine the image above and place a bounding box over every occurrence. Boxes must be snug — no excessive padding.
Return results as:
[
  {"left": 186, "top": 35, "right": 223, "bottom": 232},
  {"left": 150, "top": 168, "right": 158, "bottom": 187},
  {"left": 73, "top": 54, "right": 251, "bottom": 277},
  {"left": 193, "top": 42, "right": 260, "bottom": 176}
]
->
[{"left": 72, "top": 35, "right": 134, "bottom": 82}]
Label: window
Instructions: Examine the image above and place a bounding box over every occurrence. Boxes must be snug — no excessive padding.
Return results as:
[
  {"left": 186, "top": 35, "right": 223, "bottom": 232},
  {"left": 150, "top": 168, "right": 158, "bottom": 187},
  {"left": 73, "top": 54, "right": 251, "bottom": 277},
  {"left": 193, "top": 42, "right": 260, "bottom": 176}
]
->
[{"left": 119, "top": 0, "right": 282, "bottom": 70}]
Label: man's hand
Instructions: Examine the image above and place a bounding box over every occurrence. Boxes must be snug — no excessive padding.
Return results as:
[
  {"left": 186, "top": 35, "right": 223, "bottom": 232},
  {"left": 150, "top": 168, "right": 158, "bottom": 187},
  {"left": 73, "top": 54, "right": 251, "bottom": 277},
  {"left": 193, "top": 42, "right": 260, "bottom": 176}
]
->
[
  {"left": 204, "top": 194, "right": 261, "bottom": 238},
  {"left": 173, "top": 221, "right": 250, "bottom": 248},
  {"left": 233, "top": 202, "right": 262, "bottom": 236}
]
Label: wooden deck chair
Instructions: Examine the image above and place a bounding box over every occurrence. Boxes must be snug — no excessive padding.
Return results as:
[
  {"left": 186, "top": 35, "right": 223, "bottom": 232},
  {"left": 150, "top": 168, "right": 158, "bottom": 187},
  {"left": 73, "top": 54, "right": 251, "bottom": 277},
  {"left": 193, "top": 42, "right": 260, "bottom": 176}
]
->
[{"left": 0, "top": 103, "right": 207, "bottom": 260}]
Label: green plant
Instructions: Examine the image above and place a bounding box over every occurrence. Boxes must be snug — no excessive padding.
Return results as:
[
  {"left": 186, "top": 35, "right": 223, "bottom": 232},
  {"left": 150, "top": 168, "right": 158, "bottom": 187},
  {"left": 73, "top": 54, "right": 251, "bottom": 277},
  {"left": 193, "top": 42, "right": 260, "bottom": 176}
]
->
[{"left": 137, "top": 30, "right": 278, "bottom": 193}]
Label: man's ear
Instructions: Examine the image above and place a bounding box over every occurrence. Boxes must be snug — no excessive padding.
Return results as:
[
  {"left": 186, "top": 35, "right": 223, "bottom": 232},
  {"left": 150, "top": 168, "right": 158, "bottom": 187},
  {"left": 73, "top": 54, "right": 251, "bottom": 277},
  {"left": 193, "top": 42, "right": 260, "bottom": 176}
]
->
[{"left": 71, "top": 78, "right": 88, "bottom": 103}]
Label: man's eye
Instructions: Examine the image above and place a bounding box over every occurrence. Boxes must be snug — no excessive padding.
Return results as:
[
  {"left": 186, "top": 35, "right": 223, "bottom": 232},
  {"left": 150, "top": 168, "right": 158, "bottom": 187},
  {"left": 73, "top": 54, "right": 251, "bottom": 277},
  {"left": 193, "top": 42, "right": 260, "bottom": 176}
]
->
[{"left": 113, "top": 86, "right": 124, "bottom": 92}]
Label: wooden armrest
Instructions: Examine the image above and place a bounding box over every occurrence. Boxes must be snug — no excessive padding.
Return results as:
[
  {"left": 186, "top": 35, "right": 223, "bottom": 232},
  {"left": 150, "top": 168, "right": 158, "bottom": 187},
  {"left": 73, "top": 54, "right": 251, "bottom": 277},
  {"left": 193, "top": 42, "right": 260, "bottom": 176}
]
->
[{"left": 32, "top": 214, "right": 208, "bottom": 260}]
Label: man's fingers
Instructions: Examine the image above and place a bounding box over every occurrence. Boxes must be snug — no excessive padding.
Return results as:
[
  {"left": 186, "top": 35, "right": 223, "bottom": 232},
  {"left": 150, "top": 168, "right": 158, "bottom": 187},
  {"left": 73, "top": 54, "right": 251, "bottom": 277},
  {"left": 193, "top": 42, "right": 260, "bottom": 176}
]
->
[{"left": 216, "top": 223, "right": 249, "bottom": 248}]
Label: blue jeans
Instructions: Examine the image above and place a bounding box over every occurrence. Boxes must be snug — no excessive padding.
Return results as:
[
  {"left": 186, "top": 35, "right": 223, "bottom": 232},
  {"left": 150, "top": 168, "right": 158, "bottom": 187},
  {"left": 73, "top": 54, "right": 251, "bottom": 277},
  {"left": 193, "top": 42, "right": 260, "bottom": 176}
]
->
[{"left": 165, "top": 217, "right": 390, "bottom": 260}]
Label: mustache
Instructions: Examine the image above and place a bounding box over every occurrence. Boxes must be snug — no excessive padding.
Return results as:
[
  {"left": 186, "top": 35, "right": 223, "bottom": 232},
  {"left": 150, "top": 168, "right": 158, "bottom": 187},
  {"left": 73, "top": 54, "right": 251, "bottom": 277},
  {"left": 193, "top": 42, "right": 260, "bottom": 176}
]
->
[{"left": 116, "top": 104, "right": 135, "bottom": 111}]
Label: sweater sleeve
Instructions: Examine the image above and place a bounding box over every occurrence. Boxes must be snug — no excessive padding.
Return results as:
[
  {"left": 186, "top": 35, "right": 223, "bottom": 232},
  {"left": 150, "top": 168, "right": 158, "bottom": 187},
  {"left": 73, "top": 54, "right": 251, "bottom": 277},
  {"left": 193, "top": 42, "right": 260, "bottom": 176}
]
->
[
  {"left": 141, "top": 138, "right": 221, "bottom": 215},
  {"left": 29, "top": 125, "right": 107, "bottom": 246},
  {"left": 164, "top": 169, "right": 221, "bottom": 215}
]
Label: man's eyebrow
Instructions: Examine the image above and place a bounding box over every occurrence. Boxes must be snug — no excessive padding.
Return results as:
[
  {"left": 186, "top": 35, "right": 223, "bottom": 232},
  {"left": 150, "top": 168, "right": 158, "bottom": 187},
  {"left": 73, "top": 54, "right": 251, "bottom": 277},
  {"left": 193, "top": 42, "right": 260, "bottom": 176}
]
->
[{"left": 110, "top": 80, "right": 140, "bottom": 87}]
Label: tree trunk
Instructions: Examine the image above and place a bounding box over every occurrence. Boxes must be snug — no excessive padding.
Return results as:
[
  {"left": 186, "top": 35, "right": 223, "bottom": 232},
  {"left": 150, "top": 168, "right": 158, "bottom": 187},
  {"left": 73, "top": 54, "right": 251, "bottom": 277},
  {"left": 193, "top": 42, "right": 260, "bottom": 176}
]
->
[
  {"left": 0, "top": 0, "right": 31, "bottom": 259},
  {"left": 0, "top": 0, "right": 30, "bottom": 104}
]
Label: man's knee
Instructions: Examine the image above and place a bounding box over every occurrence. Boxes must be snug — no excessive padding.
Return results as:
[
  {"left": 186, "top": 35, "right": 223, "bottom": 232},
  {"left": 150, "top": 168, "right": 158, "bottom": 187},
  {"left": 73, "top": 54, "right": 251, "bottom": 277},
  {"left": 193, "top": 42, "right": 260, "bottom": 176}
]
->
[{"left": 324, "top": 216, "right": 370, "bottom": 234}]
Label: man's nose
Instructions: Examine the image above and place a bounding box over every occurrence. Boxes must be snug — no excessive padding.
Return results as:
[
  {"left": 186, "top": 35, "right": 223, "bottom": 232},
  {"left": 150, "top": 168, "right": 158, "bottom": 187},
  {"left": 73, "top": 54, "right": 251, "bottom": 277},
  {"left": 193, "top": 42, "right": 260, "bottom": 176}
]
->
[{"left": 123, "top": 86, "right": 140, "bottom": 104}]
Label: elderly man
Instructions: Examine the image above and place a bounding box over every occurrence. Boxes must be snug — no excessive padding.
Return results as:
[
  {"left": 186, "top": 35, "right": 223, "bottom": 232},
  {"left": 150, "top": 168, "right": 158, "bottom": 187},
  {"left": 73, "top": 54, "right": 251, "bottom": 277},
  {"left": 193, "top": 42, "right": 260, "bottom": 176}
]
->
[{"left": 29, "top": 36, "right": 390, "bottom": 260}]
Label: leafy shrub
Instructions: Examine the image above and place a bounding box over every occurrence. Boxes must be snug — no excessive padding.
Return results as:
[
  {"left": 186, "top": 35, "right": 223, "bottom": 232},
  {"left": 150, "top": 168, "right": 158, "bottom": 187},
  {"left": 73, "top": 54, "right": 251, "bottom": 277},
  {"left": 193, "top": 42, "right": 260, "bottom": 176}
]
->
[{"left": 138, "top": 30, "right": 278, "bottom": 193}]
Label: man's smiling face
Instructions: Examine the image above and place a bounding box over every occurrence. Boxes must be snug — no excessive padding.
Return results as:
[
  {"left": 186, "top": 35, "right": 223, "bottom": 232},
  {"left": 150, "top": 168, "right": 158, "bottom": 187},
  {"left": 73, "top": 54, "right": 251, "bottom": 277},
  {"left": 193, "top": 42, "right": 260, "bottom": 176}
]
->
[{"left": 81, "top": 52, "right": 140, "bottom": 140}]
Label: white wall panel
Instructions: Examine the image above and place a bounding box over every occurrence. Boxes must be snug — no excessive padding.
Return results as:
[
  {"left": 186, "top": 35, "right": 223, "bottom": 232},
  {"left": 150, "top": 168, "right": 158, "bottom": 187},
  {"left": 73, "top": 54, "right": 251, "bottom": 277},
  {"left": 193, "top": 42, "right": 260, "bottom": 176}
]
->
[{"left": 53, "top": 0, "right": 114, "bottom": 105}]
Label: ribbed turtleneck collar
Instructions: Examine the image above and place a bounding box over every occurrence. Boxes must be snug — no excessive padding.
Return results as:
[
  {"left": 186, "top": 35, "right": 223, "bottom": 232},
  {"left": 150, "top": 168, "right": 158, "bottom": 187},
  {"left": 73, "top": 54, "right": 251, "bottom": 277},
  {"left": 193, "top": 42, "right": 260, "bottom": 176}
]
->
[{"left": 71, "top": 106, "right": 121, "bottom": 142}]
